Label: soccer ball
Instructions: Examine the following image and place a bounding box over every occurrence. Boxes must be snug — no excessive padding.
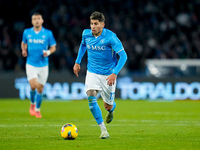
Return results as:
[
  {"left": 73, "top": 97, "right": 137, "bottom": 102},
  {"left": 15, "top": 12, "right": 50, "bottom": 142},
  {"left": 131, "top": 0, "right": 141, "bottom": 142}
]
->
[{"left": 60, "top": 123, "right": 78, "bottom": 140}]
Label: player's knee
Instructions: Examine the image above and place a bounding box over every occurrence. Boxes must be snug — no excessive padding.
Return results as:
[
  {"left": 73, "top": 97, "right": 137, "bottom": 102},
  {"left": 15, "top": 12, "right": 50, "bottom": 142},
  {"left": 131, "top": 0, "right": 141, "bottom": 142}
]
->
[
  {"left": 86, "top": 90, "right": 97, "bottom": 97},
  {"left": 37, "top": 89, "right": 43, "bottom": 93},
  {"left": 37, "top": 86, "right": 43, "bottom": 93},
  {"left": 30, "top": 84, "right": 37, "bottom": 90},
  {"left": 104, "top": 104, "right": 112, "bottom": 111}
]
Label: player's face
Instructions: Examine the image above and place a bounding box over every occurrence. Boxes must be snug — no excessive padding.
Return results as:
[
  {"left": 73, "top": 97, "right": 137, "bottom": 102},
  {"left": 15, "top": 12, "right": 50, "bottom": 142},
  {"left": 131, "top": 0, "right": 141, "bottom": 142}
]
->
[
  {"left": 32, "top": 15, "right": 43, "bottom": 29},
  {"left": 90, "top": 19, "right": 105, "bottom": 36}
]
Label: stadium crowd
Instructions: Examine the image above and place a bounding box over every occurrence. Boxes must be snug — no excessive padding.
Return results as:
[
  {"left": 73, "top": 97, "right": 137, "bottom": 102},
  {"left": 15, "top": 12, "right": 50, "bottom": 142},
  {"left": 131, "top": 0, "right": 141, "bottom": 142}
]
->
[{"left": 0, "top": 0, "right": 200, "bottom": 76}]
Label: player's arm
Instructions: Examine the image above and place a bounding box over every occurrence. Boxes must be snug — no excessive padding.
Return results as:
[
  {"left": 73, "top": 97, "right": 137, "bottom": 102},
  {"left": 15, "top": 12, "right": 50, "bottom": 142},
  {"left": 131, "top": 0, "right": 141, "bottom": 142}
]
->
[
  {"left": 113, "top": 50, "right": 127, "bottom": 75},
  {"left": 43, "top": 45, "right": 56, "bottom": 57},
  {"left": 106, "top": 34, "right": 127, "bottom": 86},
  {"left": 49, "top": 45, "right": 56, "bottom": 54},
  {"left": 21, "top": 29, "right": 28, "bottom": 57},
  {"left": 73, "top": 43, "right": 86, "bottom": 77},
  {"left": 110, "top": 34, "right": 127, "bottom": 75},
  {"left": 21, "top": 42, "right": 28, "bottom": 57},
  {"left": 73, "top": 31, "right": 87, "bottom": 77},
  {"left": 43, "top": 31, "right": 57, "bottom": 57},
  {"left": 106, "top": 50, "right": 127, "bottom": 86}
]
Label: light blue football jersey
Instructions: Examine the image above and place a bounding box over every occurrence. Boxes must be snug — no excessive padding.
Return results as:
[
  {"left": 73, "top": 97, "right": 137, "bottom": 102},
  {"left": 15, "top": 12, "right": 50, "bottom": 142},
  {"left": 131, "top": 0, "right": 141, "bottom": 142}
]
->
[
  {"left": 76, "top": 28, "right": 125, "bottom": 75},
  {"left": 22, "top": 27, "right": 56, "bottom": 67}
]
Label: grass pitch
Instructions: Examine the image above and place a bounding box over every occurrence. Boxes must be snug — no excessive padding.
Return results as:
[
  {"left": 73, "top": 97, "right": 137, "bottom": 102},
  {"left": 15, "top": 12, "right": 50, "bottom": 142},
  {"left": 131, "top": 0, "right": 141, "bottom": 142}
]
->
[{"left": 0, "top": 99, "right": 200, "bottom": 150}]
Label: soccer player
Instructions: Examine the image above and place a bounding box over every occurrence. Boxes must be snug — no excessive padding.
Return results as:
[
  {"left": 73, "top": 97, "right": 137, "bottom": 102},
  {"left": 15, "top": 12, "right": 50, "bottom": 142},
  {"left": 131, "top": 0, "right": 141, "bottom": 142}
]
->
[
  {"left": 73, "top": 11, "right": 127, "bottom": 139},
  {"left": 21, "top": 12, "right": 56, "bottom": 118}
]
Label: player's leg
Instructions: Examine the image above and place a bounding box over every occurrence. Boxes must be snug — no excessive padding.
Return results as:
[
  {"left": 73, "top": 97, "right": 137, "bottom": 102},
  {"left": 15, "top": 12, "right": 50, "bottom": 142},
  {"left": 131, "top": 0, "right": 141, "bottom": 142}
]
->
[
  {"left": 26, "top": 64, "right": 38, "bottom": 116},
  {"left": 100, "top": 76, "right": 117, "bottom": 124},
  {"left": 35, "top": 65, "right": 48, "bottom": 118},
  {"left": 28, "top": 79, "right": 37, "bottom": 116},
  {"left": 87, "top": 90, "right": 103, "bottom": 124},
  {"left": 35, "top": 83, "right": 44, "bottom": 118},
  {"left": 29, "top": 78, "right": 43, "bottom": 118},
  {"left": 104, "top": 101, "right": 116, "bottom": 123},
  {"left": 85, "top": 71, "right": 109, "bottom": 139},
  {"left": 86, "top": 90, "right": 109, "bottom": 139},
  {"left": 29, "top": 80, "right": 36, "bottom": 104}
]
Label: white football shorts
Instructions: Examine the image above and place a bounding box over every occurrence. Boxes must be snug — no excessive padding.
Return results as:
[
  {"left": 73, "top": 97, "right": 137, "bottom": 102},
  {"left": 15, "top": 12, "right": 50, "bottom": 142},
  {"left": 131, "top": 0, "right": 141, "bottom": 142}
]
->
[
  {"left": 26, "top": 64, "right": 49, "bottom": 85},
  {"left": 85, "top": 71, "right": 116, "bottom": 105}
]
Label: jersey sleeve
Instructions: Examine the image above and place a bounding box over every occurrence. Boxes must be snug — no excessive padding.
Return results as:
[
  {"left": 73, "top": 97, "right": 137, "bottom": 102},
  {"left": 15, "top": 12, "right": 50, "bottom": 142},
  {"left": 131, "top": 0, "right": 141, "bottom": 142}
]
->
[
  {"left": 113, "top": 50, "right": 127, "bottom": 75},
  {"left": 75, "top": 30, "right": 87, "bottom": 64},
  {"left": 22, "top": 29, "right": 27, "bottom": 44},
  {"left": 110, "top": 33, "right": 127, "bottom": 75},
  {"left": 48, "top": 31, "right": 56, "bottom": 46},
  {"left": 109, "top": 33, "right": 124, "bottom": 52}
]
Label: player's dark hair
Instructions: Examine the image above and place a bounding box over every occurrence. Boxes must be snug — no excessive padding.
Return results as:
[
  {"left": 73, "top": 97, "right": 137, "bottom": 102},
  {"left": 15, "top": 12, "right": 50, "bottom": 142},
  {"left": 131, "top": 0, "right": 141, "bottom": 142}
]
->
[
  {"left": 32, "top": 12, "right": 42, "bottom": 17},
  {"left": 90, "top": 11, "right": 105, "bottom": 22}
]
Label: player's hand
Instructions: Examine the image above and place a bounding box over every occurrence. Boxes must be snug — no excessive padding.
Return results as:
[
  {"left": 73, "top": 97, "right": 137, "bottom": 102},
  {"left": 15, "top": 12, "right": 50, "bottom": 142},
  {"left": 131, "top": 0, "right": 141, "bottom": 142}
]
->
[
  {"left": 73, "top": 63, "right": 81, "bottom": 77},
  {"left": 22, "top": 50, "right": 27, "bottom": 57},
  {"left": 106, "top": 73, "right": 117, "bottom": 86},
  {"left": 43, "top": 50, "right": 51, "bottom": 57}
]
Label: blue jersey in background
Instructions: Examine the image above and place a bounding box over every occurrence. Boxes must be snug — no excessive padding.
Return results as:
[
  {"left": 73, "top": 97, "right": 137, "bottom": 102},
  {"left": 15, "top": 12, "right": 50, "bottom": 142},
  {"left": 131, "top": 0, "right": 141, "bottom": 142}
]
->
[
  {"left": 22, "top": 27, "right": 56, "bottom": 67},
  {"left": 76, "top": 28, "right": 125, "bottom": 75}
]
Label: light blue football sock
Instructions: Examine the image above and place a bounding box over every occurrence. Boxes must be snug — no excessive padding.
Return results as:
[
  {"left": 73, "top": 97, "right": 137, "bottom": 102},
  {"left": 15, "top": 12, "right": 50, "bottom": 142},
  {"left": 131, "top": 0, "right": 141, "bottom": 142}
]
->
[
  {"left": 30, "top": 90, "right": 36, "bottom": 104},
  {"left": 36, "top": 92, "right": 43, "bottom": 109},
  {"left": 88, "top": 96, "right": 103, "bottom": 124},
  {"left": 109, "top": 101, "right": 116, "bottom": 112}
]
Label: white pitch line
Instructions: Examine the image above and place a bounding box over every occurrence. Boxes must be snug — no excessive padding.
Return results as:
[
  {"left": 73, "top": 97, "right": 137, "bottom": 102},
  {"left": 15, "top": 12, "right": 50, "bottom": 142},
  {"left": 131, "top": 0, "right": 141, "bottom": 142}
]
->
[
  {"left": 1, "top": 119, "right": 199, "bottom": 123},
  {"left": 0, "top": 123, "right": 200, "bottom": 127},
  {"left": 0, "top": 124, "right": 63, "bottom": 127}
]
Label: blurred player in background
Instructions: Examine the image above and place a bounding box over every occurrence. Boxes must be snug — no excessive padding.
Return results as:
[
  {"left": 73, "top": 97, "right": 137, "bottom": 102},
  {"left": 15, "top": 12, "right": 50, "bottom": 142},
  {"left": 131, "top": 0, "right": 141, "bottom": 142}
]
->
[
  {"left": 21, "top": 12, "right": 56, "bottom": 118},
  {"left": 73, "top": 11, "right": 127, "bottom": 139}
]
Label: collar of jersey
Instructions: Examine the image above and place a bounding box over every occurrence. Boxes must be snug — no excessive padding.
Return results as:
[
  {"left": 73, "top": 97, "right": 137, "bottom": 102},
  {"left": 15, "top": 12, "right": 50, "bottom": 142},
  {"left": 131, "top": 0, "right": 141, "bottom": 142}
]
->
[{"left": 31, "top": 27, "right": 44, "bottom": 33}]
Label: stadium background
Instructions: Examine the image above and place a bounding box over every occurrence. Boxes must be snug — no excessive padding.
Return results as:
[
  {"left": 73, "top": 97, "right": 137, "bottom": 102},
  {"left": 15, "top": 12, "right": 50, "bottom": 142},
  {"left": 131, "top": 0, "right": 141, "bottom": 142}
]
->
[{"left": 0, "top": 0, "right": 200, "bottom": 100}]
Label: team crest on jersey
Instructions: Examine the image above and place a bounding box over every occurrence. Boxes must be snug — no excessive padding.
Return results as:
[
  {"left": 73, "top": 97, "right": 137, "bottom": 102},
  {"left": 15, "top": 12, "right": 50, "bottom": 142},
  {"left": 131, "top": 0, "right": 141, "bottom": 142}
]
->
[
  {"left": 100, "top": 39, "right": 105, "bottom": 44},
  {"left": 28, "top": 35, "right": 32, "bottom": 38},
  {"left": 42, "top": 35, "right": 46, "bottom": 38}
]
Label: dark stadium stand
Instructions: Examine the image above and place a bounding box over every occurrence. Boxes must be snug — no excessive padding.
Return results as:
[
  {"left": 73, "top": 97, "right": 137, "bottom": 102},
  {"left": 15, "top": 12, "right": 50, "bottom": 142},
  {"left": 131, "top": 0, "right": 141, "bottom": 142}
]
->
[{"left": 0, "top": 0, "right": 200, "bottom": 77}]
